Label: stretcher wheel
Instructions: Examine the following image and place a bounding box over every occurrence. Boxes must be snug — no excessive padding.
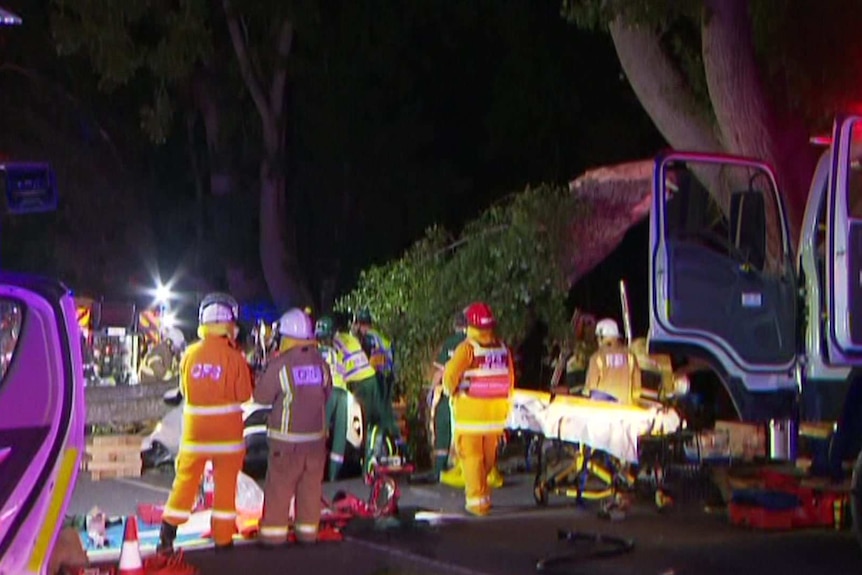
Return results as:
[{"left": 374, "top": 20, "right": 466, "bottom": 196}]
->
[{"left": 533, "top": 475, "right": 549, "bottom": 506}]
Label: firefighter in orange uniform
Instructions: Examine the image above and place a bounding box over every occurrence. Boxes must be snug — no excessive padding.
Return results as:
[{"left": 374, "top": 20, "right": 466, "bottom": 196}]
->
[
  {"left": 254, "top": 308, "right": 332, "bottom": 546},
  {"left": 158, "top": 293, "right": 254, "bottom": 553},
  {"left": 443, "top": 302, "right": 515, "bottom": 516},
  {"left": 583, "top": 318, "right": 642, "bottom": 404}
]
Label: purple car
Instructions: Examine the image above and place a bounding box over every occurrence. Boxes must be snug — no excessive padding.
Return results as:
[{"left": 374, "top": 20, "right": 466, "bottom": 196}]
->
[{"left": 0, "top": 274, "right": 87, "bottom": 574}]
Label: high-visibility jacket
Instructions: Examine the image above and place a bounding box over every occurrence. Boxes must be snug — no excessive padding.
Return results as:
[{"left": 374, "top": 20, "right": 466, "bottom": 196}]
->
[
  {"left": 333, "top": 332, "right": 377, "bottom": 384},
  {"left": 364, "top": 328, "right": 394, "bottom": 377},
  {"left": 584, "top": 343, "right": 642, "bottom": 404},
  {"left": 434, "top": 331, "right": 466, "bottom": 371},
  {"left": 319, "top": 342, "right": 347, "bottom": 390},
  {"left": 179, "top": 335, "right": 254, "bottom": 454},
  {"left": 443, "top": 329, "right": 514, "bottom": 435}
]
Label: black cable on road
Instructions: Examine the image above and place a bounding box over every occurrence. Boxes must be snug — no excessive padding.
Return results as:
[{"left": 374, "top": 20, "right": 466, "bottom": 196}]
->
[{"left": 536, "top": 529, "right": 635, "bottom": 572}]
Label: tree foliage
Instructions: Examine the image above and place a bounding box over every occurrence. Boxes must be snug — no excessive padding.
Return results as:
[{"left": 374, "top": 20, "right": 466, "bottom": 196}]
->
[
  {"left": 337, "top": 184, "right": 582, "bottom": 413},
  {"left": 50, "top": 0, "right": 213, "bottom": 144}
]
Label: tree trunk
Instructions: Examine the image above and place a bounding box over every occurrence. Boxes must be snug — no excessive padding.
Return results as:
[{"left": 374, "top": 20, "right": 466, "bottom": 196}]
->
[
  {"left": 608, "top": 17, "right": 722, "bottom": 154},
  {"left": 260, "top": 157, "right": 310, "bottom": 309},
  {"left": 192, "top": 69, "right": 245, "bottom": 293},
  {"left": 223, "top": 6, "right": 306, "bottom": 308},
  {"left": 700, "top": 0, "right": 816, "bottom": 239}
]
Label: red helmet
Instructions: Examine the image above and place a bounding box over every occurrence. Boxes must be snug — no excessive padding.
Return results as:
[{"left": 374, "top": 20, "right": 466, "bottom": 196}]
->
[{"left": 464, "top": 302, "right": 496, "bottom": 329}]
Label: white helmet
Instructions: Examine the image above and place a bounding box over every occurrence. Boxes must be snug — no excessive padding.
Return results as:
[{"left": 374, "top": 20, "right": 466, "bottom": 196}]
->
[
  {"left": 199, "top": 292, "right": 239, "bottom": 325},
  {"left": 164, "top": 327, "right": 186, "bottom": 350},
  {"left": 595, "top": 318, "right": 621, "bottom": 340},
  {"left": 278, "top": 308, "right": 313, "bottom": 339}
]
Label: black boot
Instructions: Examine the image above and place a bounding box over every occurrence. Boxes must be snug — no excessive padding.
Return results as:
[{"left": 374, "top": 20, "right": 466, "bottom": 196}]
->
[{"left": 157, "top": 521, "right": 177, "bottom": 554}]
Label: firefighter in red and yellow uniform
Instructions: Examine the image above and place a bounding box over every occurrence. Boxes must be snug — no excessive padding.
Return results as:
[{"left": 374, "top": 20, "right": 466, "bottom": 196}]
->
[
  {"left": 158, "top": 293, "right": 254, "bottom": 554},
  {"left": 254, "top": 308, "right": 332, "bottom": 546},
  {"left": 443, "top": 302, "right": 515, "bottom": 516},
  {"left": 583, "top": 318, "right": 641, "bottom": 405}
]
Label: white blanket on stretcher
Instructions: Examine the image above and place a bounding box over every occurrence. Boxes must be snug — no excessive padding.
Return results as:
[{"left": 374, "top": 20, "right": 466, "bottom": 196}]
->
[{"left": 506, "top": 389, "right": 682, "bottom": 464}]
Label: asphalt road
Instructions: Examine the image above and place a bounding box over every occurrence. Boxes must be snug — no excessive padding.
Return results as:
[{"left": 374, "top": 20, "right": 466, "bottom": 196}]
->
[{"left": 69, "top": 470, "right": 862, "bottom": 575}]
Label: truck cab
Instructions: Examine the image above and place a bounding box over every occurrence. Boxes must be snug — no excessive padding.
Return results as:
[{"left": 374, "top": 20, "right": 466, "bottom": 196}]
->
[
  {"left": 649, "top": 115, "right": 862, "bottom": 422},
  {"left": 647, "top": 115, "right": 862, "bottom": 543}
]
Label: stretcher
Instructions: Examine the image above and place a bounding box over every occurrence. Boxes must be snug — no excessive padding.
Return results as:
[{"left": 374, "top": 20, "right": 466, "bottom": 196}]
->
[{"left": 505, "top": 389, "right": 683, "bottom": 509}]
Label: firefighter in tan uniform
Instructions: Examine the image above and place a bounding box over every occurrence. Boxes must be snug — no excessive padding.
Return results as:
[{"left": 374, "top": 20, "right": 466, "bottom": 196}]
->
[
  {"left": 583, "top": 318, "right": 641, "bottom": 404},
  {"left": 443, "top": 302, "right": 515, "bottom": 516},
  {"left": 254, "top": 308, "right": 332, "bottom": 546},
  {"left": 158, "top": 293, "right": 253, "bottom": 553}
]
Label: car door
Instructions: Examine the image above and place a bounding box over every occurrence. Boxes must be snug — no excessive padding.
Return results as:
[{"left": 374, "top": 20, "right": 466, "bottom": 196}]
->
[
  {"left": 649, "top": 152, "right": 797, "bottom": 392},
  {"left": 0, "top": 274, "right": 85, "bottom": 575},
  {"left": 826, "top": 114, "right": 862, "bottom": 364}
]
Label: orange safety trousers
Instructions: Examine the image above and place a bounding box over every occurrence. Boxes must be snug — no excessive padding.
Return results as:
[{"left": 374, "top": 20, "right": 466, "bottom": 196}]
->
[
  {"left": 456, "top": 432, "right": 501, "bottom": 515},
  {"left": 162, "top": 450, "right": 245, "bottom": 546}
]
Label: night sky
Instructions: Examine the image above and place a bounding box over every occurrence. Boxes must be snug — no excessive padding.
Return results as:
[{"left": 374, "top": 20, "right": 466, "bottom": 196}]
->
[{"left": 0, "top": 0, "right": 664, "bottom": 317}]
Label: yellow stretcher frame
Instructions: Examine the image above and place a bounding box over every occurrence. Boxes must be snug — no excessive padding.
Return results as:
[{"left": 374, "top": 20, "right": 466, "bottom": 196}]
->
[{"left": 512, "top": 389, "right": 676, "bottom": 511}]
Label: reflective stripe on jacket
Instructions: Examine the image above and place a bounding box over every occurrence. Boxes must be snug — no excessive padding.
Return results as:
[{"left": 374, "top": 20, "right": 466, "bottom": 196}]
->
[
  {"left": 333, "top": 332, "right": 377, "bottom": 383},
  {"left": 180, "top": 335, "right": 253, "bottom": 454},
  {"left": 458, "top": 340, "right": 511, "bottom": 399},
  {"left": 443, "top": 332, "right": 514, "bottom": 435},
  {"left": 319, "top": 344, "right": 347, "bottom": 389},
  {"left": 365, "top": 328, "right": 394, "bottom": 376}
]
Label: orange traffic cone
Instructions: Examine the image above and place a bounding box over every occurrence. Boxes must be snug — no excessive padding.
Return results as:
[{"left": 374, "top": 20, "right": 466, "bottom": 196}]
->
[{"left": 118, "top": 516, "right": 145, "bottom": 575}]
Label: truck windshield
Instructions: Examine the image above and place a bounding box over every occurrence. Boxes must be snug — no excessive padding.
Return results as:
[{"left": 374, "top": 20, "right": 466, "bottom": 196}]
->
[{"left": 663, "top": 160, "right": 786, "bottom": 277}]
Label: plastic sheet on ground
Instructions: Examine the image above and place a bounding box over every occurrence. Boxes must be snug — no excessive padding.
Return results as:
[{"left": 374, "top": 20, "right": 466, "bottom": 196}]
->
[{"left": 506, "top": 389, "right": 682, "bottom": 463}]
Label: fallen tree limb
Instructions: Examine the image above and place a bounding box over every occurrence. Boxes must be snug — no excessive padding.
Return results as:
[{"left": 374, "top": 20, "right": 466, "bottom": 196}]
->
[{"left": 563, "top": 158, "right": 653, "bottom": 287}]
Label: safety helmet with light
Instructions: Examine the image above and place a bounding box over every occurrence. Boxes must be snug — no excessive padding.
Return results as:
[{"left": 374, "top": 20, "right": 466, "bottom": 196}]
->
[
  {"left": 315, "top": 316, "right": 334, "bottom": 339},
  {"left": 595, "top": 318, "right": 621, "bottom": 340},
  {"left": 198, "top": 292, "right": 239, "bottom": 325},
  {"left": 464, "top": 302, "right": 496, "bottom": 329},
  {"left": 279, "top": 308, "right": 314, "bottom": 339}
]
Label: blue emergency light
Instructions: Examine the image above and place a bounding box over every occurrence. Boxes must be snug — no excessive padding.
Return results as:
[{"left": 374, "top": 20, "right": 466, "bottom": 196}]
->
[
  {"left": 0, "top": 7, "right": 21, "bottom": 26},
  {"left": 0, "top": 163, "right": 58, "bottom": 214}
]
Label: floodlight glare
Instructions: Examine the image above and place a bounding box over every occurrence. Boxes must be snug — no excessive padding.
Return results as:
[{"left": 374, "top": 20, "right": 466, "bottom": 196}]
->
[{"left": 154, "top": 282, "right": 173, "bottom": 305}]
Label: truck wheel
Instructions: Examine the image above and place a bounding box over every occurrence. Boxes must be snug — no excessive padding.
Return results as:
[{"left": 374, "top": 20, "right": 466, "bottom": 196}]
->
[{"left": 852, "top": 450, "right": 862, "bottom": 549}]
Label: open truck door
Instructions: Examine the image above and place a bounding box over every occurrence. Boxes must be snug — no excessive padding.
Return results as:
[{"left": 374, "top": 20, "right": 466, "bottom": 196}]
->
[
  {"left": 825, "top": 115, "right": 862, "bottom": 362},
  {"left": 649, "top": 153, "right": 798, "bottom": 421}
]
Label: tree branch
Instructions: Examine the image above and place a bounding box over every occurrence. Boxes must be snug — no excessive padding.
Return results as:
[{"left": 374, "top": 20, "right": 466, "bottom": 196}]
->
[
  {"left": 223, "top": 0, "right": 272, "bottom": 125},
  {"left": 269, "top": 18, "right": 293, "bottom": 117},
  {"left": 608, "top": 16, "right": 723, "bottom": 154}
]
